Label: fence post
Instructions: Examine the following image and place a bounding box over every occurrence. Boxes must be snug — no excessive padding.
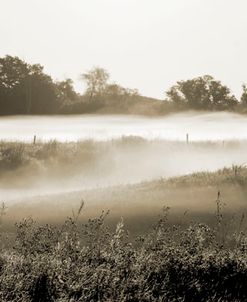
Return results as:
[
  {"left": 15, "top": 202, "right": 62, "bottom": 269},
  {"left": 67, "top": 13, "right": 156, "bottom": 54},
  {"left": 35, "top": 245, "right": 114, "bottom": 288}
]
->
[
  {"left": 33, "top": 135, "right": 36, "bottom": 145},
  {"left": 186, "top": 133, "right": 189, "bottom": 144}
]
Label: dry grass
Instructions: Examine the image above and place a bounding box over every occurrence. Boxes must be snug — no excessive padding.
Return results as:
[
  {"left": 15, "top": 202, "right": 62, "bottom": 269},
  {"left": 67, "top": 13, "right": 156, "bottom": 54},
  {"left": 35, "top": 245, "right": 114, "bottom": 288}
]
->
[
  {"left": 0, "top": 196, "right": 247, "bottom": 301},
  {"left": 1, "top": 139, "right": 247, "bottom": 300}
]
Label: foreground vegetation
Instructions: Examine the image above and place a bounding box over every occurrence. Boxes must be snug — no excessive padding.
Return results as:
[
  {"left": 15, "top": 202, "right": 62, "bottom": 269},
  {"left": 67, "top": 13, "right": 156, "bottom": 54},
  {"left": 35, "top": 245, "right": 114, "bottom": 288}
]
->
[{"left": 1, "top": 196, "right": 247, "bottom": 302}]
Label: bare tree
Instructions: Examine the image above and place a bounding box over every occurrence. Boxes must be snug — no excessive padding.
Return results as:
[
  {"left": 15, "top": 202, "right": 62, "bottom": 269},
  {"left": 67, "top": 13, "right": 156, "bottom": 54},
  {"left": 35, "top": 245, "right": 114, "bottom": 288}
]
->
[{"left": 81, "top": 67, "right": 110, "bottom": 100}]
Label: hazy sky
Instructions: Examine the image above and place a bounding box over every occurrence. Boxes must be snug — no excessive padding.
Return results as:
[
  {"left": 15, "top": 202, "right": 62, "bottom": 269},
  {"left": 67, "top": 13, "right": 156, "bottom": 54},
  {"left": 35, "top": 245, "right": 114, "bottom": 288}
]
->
[{"left": 1, "top": 0, "right": 247, "bottom": 99}]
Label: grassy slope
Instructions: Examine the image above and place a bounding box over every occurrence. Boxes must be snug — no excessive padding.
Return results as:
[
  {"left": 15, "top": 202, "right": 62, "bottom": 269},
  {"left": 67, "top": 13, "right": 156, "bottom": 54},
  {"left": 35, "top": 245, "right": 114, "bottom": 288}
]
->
[
  {"left": 1, "top": 143, "right": 247, "bottom": 301},
  {"left": 7, "top": 166, "right": 247, "bottom": 230},
  {"left": 2, "top": 139, "right": 247, "bottom": 233},
  {"left": 1, "top": 167, "right": 247, "bottom": 301}
]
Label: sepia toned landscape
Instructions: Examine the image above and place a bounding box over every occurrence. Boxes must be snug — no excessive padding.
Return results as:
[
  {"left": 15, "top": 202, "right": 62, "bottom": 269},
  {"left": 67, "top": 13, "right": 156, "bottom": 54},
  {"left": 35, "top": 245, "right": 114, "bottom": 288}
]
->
[{"left": 1, "top": 1, "right": 247, "bottom": 301}]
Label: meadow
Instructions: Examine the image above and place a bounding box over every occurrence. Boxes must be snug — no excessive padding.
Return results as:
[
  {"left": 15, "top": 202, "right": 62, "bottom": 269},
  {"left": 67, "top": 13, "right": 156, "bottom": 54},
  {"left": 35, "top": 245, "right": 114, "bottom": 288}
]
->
[
  {"left": 1, "top": 168, "right": 247, "bottom": 301},
  {"left": 1, "top": 138, "right": 247, "bottom": 301}
]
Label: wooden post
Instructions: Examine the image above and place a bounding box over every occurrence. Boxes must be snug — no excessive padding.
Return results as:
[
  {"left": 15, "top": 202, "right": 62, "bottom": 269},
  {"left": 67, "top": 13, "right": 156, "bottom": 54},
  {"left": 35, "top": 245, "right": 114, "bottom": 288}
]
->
[
  {"left": 186, "top": 133, "right": 189, "bottom": 144},
  {"left": 33, "top": 135, "right": 36, "bottom": 145}
]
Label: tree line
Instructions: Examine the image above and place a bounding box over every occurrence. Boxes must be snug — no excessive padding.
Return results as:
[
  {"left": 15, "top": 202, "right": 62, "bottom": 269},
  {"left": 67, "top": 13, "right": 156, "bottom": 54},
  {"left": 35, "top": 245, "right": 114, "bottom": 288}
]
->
[{"left": 1, "top": 55, "right": 247, "bottom": 115}]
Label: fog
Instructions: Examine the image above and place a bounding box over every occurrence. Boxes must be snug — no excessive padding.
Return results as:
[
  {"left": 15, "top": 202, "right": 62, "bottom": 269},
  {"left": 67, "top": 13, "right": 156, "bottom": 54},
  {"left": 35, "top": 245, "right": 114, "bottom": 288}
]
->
[
  {"left": 2, "top": 111, "right": 247, "bottom": 142},
  {"left": 1, "top": 137, "right": 247, "bottom": 203},
  {"left": 2, "top": 111, "right": 247, "bottom": 224}
]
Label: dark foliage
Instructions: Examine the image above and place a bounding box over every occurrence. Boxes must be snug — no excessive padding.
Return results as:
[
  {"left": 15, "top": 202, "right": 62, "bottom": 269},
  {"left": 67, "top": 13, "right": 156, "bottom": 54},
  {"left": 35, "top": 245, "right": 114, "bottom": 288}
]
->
[
  {"left": 3, "top": 55, "right": 247, "bottom": 115},
  {"left": 166, "top": 75, "right": 238, "bottom": 111}
]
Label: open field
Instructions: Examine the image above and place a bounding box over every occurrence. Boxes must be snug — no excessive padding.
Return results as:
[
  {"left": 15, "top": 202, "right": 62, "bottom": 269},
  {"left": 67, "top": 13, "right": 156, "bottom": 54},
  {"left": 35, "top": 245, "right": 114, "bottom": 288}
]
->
[
  {"left": 1, "top": 167, "right": 247, "bottom": 301},
  {"left": 1, "top": 137, "right": 247, "bottom": 301},
  {"left": 4, "top": 165, "right": 247, "bottom": 226},
  {"left": 1, "top": 136, "right": 247, "bottom": 199},
  {"left": 2, "top": 112, "right": 247, "bottom": 142},
  {"left": 1, "top": 137, "right": 247, "bottom": 228}
]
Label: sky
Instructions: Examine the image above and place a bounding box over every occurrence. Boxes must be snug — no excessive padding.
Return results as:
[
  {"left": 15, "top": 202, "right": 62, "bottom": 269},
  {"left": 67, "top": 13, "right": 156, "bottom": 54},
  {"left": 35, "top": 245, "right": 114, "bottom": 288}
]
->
[{"left": 0, "top": 0, "right": 247, "bottom": 99}]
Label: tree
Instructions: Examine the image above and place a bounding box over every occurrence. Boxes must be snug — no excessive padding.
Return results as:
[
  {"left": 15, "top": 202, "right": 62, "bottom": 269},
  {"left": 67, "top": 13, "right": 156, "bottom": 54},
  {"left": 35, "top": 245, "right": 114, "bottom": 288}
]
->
[
  {"left": 26, "top": 63, "right": 58, "bottom": 114},
  {"left": 81, "top": 67, "right": 109, "bottom": 100},
  {"left": 0, "top": 55, "right": 59, "bottom": 115},
  {"left": 56, "top": 79, "right": 78, "bottom": 106},
  {"left": 166, "top": 75, "right": 238, "bottom": 111},
  {"left": 240, "top": 84, "right": 247, "bottom": 106},
  {"left": 104, "top": 83, "right": 139, "bottom": 97},
  {"left": 0, "top": 56, "right": 30, "bottom": 114},
  {"left": 104, "top": 83, "right": 126, "bottom": 96}
]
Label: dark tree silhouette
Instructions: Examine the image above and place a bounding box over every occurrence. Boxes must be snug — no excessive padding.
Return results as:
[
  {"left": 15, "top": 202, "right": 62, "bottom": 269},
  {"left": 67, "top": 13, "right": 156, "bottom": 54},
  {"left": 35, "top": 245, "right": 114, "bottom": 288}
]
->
[
  {"left": 0, "top": 56, "right": 59, "bottom": 115},
  {"left": 166, "top": 75, "right": 238, "bottom": 111},
  {"left": 56, "top": 79, "right": 78, "bottom": 106},
  {"left": 0, "top": 56, "right": 244, "bottom": 115},
  {"left": 241, "top": 84, "right": 247, "bottom": 106}
]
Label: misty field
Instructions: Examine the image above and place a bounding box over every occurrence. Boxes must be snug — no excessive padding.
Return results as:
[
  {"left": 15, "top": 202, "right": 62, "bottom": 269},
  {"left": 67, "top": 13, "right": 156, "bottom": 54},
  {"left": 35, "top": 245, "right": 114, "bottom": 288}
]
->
[
  {"left": 1, "top": 134, "right": 247, "bottom": 199},
  {"left": 1, "top": 167, "right": 247, "bottom": 301},
  {"left": 2, "top": 112, "right": 247, "bottom": 142},
  {"left": 3, "top": 0, "right": 247, "bottom": 299},
  {"left": 1, "top": 128, "right": 247, "bottom": 301},
  {"left": 0, "top": 146, "right": 247, "bottom": 301}
]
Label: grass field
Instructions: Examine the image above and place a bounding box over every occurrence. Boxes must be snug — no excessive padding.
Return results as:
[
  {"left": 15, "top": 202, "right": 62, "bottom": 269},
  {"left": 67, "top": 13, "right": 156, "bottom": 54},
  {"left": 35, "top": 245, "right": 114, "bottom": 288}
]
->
[
  {"left": 1, "top": 140, "right": 247, "bottom": 301},
  {"left": 1, "top": 137, "right": 247, "bottom": 193},
  {"left": 1, "top": 172, "right": 247, "bottom": 301}
]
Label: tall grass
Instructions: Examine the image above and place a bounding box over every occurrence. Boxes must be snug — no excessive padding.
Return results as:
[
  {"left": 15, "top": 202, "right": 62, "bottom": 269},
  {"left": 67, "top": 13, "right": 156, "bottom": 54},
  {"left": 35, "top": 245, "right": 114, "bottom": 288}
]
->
[{"left": 0, "top": 196, "right": 247, "bottom": 301}]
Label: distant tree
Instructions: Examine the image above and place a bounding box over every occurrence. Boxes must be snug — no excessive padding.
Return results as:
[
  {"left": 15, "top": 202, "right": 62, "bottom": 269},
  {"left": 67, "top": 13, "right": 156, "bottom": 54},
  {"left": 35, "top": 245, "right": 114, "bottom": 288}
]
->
[
  {"left": 240, "top": 84, "right": 247, "bottom": 106},
  {"left": 105, "top": 83, "right": 139, "bottom": 98},
  {"left": 81, "top": 67, "right": 109, "bottom": 100},
  {"left": 0, "top": 56, "right": 30, "bottom": 114},
  {"left": 26, "top": 63, "right": 58, "bottom": 114},
  {"left": 166, "top": 75, "right": 238, "bottom": 111},
  {"left": 0, "top": 55, "right": 58, "bottom": 115},
  {"left": 56, "top": 79, "right": 78, "bottom": 106},
  {"left": 105, "top": 83, "right": 126, "bottom": 96},
  {"left": 124, "top": 87, "right": 139, "bottom": 97}
]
